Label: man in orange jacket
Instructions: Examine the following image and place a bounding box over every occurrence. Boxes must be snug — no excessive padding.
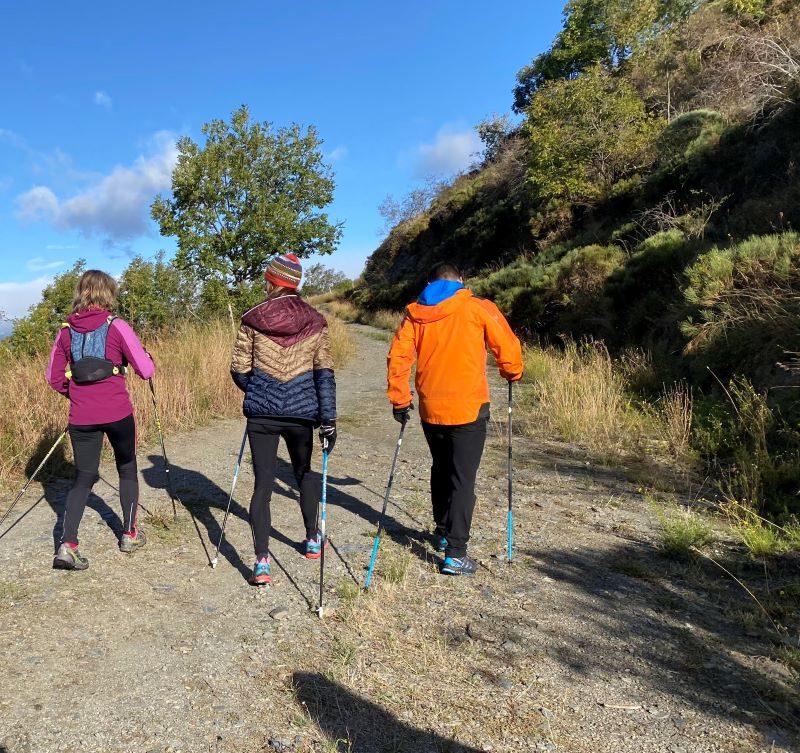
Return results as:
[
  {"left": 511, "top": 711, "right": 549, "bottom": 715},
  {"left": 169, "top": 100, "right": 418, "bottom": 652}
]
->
[{"left": 387, "top": 262, "right": 523, "bottom": 575}]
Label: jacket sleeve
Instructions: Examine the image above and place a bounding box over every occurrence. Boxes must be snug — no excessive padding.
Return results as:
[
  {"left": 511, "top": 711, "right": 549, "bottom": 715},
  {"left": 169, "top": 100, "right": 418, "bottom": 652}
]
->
[
  {"left": 386, "top": 315, "right": 417, "bottom": 408},
  {"left": 479, "top": 300, "right": 524, "bottom": 382},
  {"left": 230, "top": 323, "right": 254, "bottom": 392},
  {"left": 45, "top": 329, "right": 70, "bottom": 396},
  {"left": 113, "top": 320, "right": 155, "bottom": 379},
  {"left": 313, "top": 326, "right": 337, "bottom": 424}
]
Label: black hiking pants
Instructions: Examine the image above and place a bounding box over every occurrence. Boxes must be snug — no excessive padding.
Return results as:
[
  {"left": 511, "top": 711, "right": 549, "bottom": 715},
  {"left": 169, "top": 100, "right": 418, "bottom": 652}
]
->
[
  {"left": 421, "top": 407, "right": 488, "bottom": 559},
  {"left": 247, "top": 417, "right": 319, "bottom": 560},
  {"left": 62, "top": 414, "right": 139, "bottom": 545}
]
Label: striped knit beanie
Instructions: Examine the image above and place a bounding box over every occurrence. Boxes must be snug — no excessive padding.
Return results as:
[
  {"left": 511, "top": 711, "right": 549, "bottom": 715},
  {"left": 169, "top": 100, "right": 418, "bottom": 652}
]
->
[{"left": 264, "top": 253, "right": 303, "bottom": 289}]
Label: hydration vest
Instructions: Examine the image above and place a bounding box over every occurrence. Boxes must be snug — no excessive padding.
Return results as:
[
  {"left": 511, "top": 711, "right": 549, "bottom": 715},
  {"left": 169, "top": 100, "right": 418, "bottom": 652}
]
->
[{"left": 63, "top": 316, "right": 127, "bottom": 383}]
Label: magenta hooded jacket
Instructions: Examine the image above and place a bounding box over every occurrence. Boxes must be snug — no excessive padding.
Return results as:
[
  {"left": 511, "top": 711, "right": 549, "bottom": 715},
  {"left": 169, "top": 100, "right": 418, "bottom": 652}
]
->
[{"left": 46, "top": 308, "right": 155, "bottom": 426}]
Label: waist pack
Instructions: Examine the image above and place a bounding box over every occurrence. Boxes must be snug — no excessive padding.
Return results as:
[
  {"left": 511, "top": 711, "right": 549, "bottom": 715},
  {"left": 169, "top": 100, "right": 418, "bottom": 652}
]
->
[{"left": 64, "top": 316, "right": 127, "bottom": 384}]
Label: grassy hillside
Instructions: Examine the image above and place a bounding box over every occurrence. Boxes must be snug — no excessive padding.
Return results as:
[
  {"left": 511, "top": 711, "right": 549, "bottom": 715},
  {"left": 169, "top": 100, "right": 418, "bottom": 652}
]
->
[{"left": 351, "top": 0, "right": 800, "bottom": 519}]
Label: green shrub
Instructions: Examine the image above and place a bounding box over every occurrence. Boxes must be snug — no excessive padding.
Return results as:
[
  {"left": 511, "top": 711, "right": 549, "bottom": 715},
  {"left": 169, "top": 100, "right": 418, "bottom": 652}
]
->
[{"left": 657, "top": 110, "right": 728, "bottom": 167}]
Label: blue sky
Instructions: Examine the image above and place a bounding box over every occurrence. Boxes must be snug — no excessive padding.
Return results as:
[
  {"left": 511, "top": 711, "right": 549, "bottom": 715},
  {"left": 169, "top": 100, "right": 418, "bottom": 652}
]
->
[{"left": 0, "top": 1, "right": 564, "bottom": 321}]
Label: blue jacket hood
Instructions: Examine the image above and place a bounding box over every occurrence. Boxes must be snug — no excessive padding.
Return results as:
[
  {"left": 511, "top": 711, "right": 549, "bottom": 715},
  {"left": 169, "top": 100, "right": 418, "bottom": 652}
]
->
[{"left": 418, "top": 280, "right": 464, "bottom": 306}]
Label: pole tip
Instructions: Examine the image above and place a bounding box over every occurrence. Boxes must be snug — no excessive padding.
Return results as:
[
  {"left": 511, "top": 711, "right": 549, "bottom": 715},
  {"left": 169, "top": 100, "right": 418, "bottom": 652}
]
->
[{"left": 211, "top": 558, "right": 218, "bottom": 569}]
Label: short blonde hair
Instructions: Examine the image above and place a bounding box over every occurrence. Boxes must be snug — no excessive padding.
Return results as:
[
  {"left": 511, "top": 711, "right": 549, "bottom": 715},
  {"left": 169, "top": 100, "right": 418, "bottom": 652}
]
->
[{"left": 72, "top": 270, "right": 118, "bottom": 314}]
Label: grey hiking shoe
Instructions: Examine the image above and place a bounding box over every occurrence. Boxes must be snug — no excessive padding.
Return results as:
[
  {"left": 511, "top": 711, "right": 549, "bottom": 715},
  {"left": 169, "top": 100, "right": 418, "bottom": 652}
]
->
[
  {"left": 53, "top": 544, "right": 89, "bottom": 571},
  {"left": 119, "top": 529, "right": 147, "bottom": 554},
  {"left": 441, "top": 555, "right": 478, "bottom": 576}
]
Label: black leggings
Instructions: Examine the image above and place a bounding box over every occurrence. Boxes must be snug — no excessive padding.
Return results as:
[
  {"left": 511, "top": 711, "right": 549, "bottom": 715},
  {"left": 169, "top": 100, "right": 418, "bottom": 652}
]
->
[
  {"left": 247, "top": 417, "right": 319, "bottom": 559},
  {"left": 62, "top": 414, "right": 139, "bottom": 545}
]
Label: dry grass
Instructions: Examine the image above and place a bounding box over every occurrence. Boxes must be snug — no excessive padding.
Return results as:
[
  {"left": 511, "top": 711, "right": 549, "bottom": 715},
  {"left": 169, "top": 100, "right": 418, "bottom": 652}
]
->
[
  {"left": 653, "top": 382, "right": 695, "bottom": 464},
  {"left": 325, "top": 301, "right": 403, "bottom": 333},
  {"left": 0, "top": 316, "right": 356, "bottom": 490},
  {"left": 518, "top": 341, "right": 646, "bottom": 462}
]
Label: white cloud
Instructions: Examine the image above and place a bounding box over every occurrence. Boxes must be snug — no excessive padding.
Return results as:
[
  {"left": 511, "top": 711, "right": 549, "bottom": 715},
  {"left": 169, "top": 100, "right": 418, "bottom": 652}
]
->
[
  {"left": 413, "top": 125, "right": 481, "bottom": 177},
  {"left": 94, "top": 90, "right": 112, "bottom": 109},
  {"left": 45, "top": 243, "right": 78, "bottom": 250},
  {"left": 327, "top": 145, "right": 348, "bottom": 163},
  {"left": 0, "top": 275, "right": 52, "bottom": 319},
  {"left": 27, "top": 257, "right": 65, "bottom": 272},
  {"left": 15, "top": 132, "right": 178, "bottom": 241}
]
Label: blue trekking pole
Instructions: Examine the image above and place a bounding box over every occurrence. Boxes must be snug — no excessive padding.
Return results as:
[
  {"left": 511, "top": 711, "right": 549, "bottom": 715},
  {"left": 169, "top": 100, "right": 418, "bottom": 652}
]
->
[
  {"left": 364, "top": 423, "right": 405, "bottom": 591},
  {"left": 317, "top": 447, "right": 329, "bottom": 617},
  {"left": 507, "top": 381, "right": 514, "bottom": 565},
  {"left": 211, "top": 427, "right": 248, "bottom": 569}
]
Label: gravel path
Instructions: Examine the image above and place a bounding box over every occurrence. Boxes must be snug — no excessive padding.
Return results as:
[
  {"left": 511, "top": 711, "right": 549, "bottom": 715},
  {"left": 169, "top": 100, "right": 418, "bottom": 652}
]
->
[{"left": 0, "top": 324, "right": 797, "bottom": 753}]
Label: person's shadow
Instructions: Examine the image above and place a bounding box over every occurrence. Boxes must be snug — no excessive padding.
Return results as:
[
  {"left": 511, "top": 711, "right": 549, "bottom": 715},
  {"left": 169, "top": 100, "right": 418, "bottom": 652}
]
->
[
  {"left": 293, "top": 672, "right": 483, "bottom": 753},
  {"left": 1, "top": 429, "right": 123, "bottom": 552},
  {"left": 140, "top": 452, "right": 433, "bottom": 584}
]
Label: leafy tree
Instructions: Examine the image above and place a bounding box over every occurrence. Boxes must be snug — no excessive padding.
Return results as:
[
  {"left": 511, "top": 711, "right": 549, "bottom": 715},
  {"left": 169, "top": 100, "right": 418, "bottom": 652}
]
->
[
  {"left": 5, "top": 260, "right": 85, "bottom": 355},
  {"left": 513, "top": 0, "right": 700, "bottom": 111},
  {"left": 300, "top": 263, "right": 350, "bottom": 296},
  {"left": 117, "top": 252, "right": 197, "bottom": 332},
  {"left": 525, "top": 67, "right": 663, "bottom": 205},
  {"left": 151, "top": 105, "right": 342, "bottom": 302},
  {"left": 377, "top": 177, "right": 449, "bottom": 236},
  {"left": 475, "top": 114, "right": 514, "bottom": 164}
]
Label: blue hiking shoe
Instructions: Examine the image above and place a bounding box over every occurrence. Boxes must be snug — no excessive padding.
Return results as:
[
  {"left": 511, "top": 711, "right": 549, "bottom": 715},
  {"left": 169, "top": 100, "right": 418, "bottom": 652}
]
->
[
  {"left": 441, "top": 555, "right": 478, "bottom": 576},
  {"left": 434, "top": 535, "right": 448, "bottom": 552},
  {"left": 304, "top": 533, "right": 327, "bottom": 560},
  {"left": 249, "top": 557, "right": 272, "bottom": 586}
]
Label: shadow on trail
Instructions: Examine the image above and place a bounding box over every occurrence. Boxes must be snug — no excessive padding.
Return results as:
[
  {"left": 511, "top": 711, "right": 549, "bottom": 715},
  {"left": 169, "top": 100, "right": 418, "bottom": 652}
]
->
[
  {"left": 514, "top": 542, "right": 800, "bottom": 749},
  {"left": 0, "top": 432, "right": 122, "bottom": 551},
  {"left": 293, "top": 672, "right": 482, "bottom": 753},
  {"left": 141, "top": 455, "right": 251, "bottom": 580}
]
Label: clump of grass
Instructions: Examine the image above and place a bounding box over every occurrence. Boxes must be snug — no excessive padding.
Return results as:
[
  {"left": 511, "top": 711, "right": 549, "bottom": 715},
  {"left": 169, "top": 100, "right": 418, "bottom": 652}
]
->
[
  {"left": 324, "top": 315, "right": 357, "bottom": 367},
  {"left": 654, "top": 382, "right": 695, "bottom": 464},
  {"left": 0, "top": 582, "right": 28, "bottom": 609},
  {"left": 519, "top": 340, "right": 646, "bottom": 462},
  {"left": 376, "top": 548, "right": 412, "bottom": 586},
  {"left": 657, "top": 506, "right": 713, "bottom": 558},
  {"left": 736, "top": 522, "right": 790, "bottom": 558}
]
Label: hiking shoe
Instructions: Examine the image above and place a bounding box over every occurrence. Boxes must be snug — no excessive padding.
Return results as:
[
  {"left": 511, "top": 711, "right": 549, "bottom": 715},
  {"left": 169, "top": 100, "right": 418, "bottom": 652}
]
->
[
  {"left": 119, "top": 529, "right": 147, "bottom": 554},
  {"left": 441, "top": 555, "right": 478, "bottom": 576},
  {"left": 53, "top": 544, "right": 89, "bottom": 571},
  {"left": 433, "top": 535, "right": 448, "bottom": 552},
  {"left": 249, "top": 558, "right": 272, "bottom": 586},
  {"left": 303, "top": 533, "right": 327, "bottom": 560}
]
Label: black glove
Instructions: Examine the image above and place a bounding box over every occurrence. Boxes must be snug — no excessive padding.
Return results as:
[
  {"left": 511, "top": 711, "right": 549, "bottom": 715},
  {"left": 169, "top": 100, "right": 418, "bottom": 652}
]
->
[
  {"left": 393, "top": 403, "right": 414, "bottom": 426},
  {"left": 319, "top": 422, "right": 337, "bottom": 455}
]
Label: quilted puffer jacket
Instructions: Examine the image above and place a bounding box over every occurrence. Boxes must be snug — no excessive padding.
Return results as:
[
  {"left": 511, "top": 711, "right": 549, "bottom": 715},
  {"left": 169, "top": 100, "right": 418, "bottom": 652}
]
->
[{"left": 230, "top": 295, "right": 336, "bottom": 424}]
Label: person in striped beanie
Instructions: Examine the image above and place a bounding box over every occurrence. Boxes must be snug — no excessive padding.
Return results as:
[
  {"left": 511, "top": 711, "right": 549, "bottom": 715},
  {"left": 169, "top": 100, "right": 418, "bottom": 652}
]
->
[
  {"left": 230, "top": 253, "right": 337, "bottom": 585},
  {"left": 264, "top": 253, "right": 303, "bottom": 289}
]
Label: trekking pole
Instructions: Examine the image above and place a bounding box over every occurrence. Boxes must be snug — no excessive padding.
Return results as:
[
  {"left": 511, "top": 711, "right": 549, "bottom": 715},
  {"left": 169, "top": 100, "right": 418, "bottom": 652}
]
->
[
  {"left": 0, "top": 429, "right": 67, "bottom": 532},
  {"left": 148, "top": 378, "right": 178, "bottom": 520},
  {"left": 507, "top": 380, "right": 513, "bottom": 565},
  {"left": 211, "top": 427, "right": 248, "bottom": 569},
  {"left": 364, "top": 423, "right": 405, "bottom": 591},
  {"left": 317, "top": 447, "right": 329, "bottom": 617}
]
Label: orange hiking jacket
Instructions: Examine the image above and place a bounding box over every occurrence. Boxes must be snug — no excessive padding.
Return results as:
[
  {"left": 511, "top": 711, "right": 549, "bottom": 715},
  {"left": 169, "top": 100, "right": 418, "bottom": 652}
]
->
[{"left": 387, "top": 288, "right": 523, "bottom": 425}]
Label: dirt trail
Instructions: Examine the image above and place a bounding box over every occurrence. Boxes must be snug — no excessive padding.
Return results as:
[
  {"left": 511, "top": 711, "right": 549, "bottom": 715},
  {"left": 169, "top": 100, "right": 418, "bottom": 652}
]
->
[{"left": 0, "top": 324, "right": 797, "bottom": 753}]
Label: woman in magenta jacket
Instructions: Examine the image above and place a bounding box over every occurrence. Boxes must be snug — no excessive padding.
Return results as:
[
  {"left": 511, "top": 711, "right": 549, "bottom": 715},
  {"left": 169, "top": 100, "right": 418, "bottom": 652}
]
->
[{"left": 46, "top": 270, "right": 154, "bottom": 571}]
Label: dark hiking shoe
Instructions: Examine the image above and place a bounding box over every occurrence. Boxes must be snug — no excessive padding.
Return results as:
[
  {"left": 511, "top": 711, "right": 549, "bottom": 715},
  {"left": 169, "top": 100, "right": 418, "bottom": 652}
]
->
[
  {"left": 433, "top": 535, "right": 448, "bottom": 552},
  {"left": 249, "top": 558, "right": 272, "bottom": 586},
  {"left": 119, "top": 529, "right": 147, "bottom": 554},
  {"left": 441, "top": 555, "right": 478, "bottom": 576},
  {"left": 53, "top": 544, "right": 89, "bottom": 571}
]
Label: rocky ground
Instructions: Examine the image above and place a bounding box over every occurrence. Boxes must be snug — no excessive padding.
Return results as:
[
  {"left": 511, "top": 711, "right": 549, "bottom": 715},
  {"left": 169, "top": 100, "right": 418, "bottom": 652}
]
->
[{"left": 0, "top": 324, "right": 798, "bottom": 753}]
